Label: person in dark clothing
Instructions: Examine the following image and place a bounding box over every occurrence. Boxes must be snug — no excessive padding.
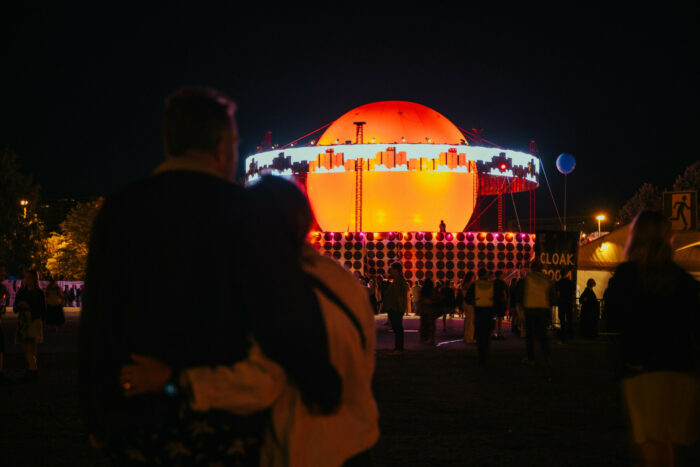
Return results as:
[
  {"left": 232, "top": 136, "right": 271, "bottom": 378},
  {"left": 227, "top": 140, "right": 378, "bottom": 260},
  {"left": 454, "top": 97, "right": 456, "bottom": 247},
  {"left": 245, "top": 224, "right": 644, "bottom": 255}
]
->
[
  {"left": 508, "top": 276, "right": 521, "bottom": 336},
  {"left": 492, "top": 270, "right": 508, "bottom": 339},
  {"left": 518, "top": 261, "right": 554, "bottom": 365},
  {"left": 384, "top": 263, "right": 408, "bottom": 354},
  {"left": 556, "top": 271, "right": 576, "bottom": 341},
  {"left": 14, "top": 270, "right": 46, "bottom": 382},
  {"left": 579, "top": 278, "right": 599, "bottom": 339},
  {"left": 80, "top": 87, "right": 267, "bottom": 465},
  {"left": 605, "top": 210, "right": 700, "bottom": 466},
  {"left": 440, "top": 281, "right": 455, "bottom": 331},
  {"left": 466, "top": 268, "right": 495, "bottom": 365},
  {"left": 0, "top": 265, "right": 9, "bottom": 384},
  {"left": 418, "top": 279, "right": 439, "bottom": 344}
]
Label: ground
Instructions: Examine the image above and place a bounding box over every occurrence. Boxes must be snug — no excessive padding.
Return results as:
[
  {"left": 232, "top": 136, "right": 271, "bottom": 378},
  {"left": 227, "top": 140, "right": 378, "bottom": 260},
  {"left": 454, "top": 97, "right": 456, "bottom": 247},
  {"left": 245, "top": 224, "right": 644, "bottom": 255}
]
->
[{"left": 0, "top": 311, "right": 698, "bottom": 466}]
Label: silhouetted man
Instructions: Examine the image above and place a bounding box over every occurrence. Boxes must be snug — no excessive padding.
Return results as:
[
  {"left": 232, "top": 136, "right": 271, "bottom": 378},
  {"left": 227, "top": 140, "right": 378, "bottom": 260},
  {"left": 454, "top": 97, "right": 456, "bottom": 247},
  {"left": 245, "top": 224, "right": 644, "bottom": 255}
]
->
[
  {"left": 80, "top": 87, "right": 263, "bottom": 465},
  {"left": 384, "top": 262, "right": 408, "bottom": 354}
]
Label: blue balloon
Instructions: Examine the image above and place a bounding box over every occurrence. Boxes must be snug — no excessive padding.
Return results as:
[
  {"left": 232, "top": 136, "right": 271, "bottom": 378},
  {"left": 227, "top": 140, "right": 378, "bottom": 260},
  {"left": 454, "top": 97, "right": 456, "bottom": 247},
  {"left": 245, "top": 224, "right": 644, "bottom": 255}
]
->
[{"left": 556, "top": 153, "right": 576, "bottom": 174}]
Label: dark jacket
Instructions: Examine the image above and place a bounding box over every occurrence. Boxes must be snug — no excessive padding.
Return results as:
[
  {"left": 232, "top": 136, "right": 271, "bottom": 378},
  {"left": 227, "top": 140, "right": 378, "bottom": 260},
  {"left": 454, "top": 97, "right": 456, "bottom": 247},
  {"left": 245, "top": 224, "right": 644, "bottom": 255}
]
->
[
  {"left": 605, "top": 261, "right": 700, "bottom": 374},
  {"left": 14, "top": 287, "right": 46, "bottom": 320},
  {"left": 79, "top": 171, "right": 256, "bottom": 438}
]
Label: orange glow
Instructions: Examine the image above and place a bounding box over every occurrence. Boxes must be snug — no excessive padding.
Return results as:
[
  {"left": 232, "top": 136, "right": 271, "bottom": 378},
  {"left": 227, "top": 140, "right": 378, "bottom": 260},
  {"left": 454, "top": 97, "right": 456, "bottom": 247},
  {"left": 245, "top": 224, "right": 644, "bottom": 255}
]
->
[
  {"left": 306, "top": 171, "right": 477, "bottom": 232},
  {"left": 317, "top": 101, "right": 467, "bottom": 145},
  {"left": 478, "top": 232, "right": 487, "bottom": 240}
]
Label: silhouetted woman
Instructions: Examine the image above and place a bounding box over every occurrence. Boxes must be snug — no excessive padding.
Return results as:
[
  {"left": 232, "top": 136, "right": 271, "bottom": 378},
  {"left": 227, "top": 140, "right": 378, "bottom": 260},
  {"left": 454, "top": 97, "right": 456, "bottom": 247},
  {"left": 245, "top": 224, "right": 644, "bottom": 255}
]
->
[
  {"left": 13, "top": 270, "right": 45, "bottom": 381},
  {"left": 579, "top": 278, "right": 599, "bottom": 338},
  {"left": 606, "top": 210, "right": 700, "bottom": 467}
]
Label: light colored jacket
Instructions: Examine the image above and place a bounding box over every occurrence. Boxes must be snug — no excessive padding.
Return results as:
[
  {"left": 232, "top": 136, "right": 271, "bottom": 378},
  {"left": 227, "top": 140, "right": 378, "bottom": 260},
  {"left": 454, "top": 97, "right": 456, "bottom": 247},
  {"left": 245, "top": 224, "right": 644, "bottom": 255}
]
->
[{"left": 182, "top": 244, "right": 379, "bottom": 467}]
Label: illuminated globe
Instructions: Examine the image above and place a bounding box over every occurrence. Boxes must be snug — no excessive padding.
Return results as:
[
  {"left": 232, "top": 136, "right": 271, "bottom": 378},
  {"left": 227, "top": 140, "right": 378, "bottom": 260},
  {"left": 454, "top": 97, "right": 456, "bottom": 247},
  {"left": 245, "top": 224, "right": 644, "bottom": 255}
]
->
[
  {"left": 556, "top": 153, "right": 576, "bottom": 175},
  {"left": 245, "top": 101, "right": 540, "bottom": 232}
]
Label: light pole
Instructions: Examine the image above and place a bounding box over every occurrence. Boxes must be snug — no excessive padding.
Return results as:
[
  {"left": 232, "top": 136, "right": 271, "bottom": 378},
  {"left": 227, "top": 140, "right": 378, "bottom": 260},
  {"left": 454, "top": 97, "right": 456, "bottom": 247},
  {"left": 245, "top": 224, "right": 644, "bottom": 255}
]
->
[
  {"left": 20, "top": 199, "right": 29, "bottom": 219},
  {"left": 596, "top": 214, "right": 605, "bottom": 238}
]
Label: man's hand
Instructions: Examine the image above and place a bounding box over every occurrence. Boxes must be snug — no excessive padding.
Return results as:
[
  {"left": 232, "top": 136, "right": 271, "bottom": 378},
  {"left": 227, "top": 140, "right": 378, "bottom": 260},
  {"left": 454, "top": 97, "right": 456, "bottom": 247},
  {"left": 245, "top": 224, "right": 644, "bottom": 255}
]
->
[{"left": 119, "top": 354, "right": 173, "bottom": 397}]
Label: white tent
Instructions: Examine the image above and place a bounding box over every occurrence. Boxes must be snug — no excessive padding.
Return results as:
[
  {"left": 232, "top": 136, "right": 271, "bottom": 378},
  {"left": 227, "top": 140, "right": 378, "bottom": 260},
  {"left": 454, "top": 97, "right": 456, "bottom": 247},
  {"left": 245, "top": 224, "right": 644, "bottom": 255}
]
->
[{"left": 577, "top": 225, "right": 700, "bottom": 296}]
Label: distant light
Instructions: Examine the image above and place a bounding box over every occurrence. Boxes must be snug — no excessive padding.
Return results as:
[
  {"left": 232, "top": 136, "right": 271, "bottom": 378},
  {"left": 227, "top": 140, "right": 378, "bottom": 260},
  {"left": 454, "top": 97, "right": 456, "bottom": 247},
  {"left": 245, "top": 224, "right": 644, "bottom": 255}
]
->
[
  {"left": 596, "top": 214, "right": 605, "bottom": 221},
  {"left": 498, "top": 162, "right": 508, "bottom": 172},
  {"left": 401, "top": 137, "right": 406, "bottom": 142}
]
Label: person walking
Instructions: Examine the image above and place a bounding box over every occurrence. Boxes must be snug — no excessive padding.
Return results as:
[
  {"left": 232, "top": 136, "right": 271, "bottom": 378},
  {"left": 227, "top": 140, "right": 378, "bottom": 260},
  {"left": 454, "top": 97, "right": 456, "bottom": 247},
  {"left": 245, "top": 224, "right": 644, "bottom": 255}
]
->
[
  {"left": 579, "top": 278, "right": 600, "bottom": 339},
  {"left": 418, "top": 279, "right": 438, "bottom": 344},
  {"left": 13, "top": 270, "right": 46, "bottom": 382},
  {"left": 509, "top": 276, "right": 521, "bottom": 336},
  {"left": 440, "top": 280, "right": 455, "bottom": 331},
  {"left": 493, "top": 270, "right": 508, "bottom": 339},
  {"left": 605, "top": 210, "right": 700, "bottom": 467},
  {"left": 519, "top": 261, "right": 554, "bottom": 365},
  {"left": 44, "top": 278, "right": 65, "bottom": 327},
  {"left": 465, "top": 268, "right": 495, "bottom": 364},
  {"left": 460, "top": 272, "right": 476, "bottom": 344},
  {"left": 384, "top": 263, "right": 408, "bottom": 354}
]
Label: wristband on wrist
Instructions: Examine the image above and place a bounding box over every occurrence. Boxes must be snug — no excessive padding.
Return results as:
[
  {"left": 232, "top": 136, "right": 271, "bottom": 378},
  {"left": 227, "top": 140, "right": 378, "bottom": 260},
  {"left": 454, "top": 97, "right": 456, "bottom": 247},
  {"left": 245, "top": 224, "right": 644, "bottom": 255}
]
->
[{"left": 163, "top": 368, "right": 181, "bottom": 397}]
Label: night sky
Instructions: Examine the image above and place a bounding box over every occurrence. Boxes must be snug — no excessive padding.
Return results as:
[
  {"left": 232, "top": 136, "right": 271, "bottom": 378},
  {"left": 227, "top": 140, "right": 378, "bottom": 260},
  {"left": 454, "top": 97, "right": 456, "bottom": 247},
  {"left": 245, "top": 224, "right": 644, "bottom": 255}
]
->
[{"left": 2, "top": 4, "right": 698, "bottom": 230}]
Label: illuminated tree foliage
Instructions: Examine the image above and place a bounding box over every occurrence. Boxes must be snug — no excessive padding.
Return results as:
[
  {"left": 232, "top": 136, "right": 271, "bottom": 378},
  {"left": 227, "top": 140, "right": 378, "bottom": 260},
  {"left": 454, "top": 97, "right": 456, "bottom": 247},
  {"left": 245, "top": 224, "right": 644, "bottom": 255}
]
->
[
  {"left": 617, "top": 183, "right": 662, "bottom": 225},
  {"left": 45, "top": 199, "right": 103, "bottom": 280},
  {"left": 0, "top": 148, "right": 43, "bottom": 276},
  {"left": 672, "top": 161, "right": 700, "bottom": 219}
]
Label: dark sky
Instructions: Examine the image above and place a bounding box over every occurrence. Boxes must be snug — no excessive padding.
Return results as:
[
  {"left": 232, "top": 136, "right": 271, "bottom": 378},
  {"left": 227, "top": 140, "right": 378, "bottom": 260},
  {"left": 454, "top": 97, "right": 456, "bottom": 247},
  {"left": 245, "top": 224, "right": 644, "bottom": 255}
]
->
[{"left": 2, "top": 4, "right": 698, "bottom": 229}]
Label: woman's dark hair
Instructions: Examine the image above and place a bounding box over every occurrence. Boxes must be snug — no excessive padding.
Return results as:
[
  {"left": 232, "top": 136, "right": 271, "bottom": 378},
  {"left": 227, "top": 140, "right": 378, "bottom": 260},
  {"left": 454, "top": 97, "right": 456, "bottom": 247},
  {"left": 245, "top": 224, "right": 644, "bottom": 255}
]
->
[
  {"left": 246, "top": 176, "right": 341, "bottom": 414},
  {"left": 626, "top": 210, "right": 673, "bottom": 266}
]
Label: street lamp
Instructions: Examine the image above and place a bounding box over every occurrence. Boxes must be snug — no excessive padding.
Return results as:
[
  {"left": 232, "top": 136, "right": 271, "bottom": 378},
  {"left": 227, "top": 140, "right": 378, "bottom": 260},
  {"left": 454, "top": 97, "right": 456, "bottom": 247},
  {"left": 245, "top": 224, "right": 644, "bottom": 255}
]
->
[
  {"left": 19, "top": 199, "right": 29, "bottom": 219},
  {"left": 596, "top": 214, "right": 605, "bottom": 238}
]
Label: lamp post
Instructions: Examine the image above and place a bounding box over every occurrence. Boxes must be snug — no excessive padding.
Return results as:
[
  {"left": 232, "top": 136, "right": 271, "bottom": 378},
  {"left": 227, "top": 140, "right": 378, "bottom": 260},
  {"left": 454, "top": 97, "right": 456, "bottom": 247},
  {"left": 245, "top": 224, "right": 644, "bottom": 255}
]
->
[
  {"left": 596, "top": 214, "right": 605, "bottom": 238},
  {"left": 20, "top": 199, "right": 29, "bottom": 219}
]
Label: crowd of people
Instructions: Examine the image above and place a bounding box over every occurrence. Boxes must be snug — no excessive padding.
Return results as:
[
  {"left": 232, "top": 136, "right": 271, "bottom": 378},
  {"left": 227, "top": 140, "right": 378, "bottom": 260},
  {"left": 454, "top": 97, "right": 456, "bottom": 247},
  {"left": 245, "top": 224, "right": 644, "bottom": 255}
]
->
[{"left": 1, "top": 86, "right": 696, "bottom": 466}]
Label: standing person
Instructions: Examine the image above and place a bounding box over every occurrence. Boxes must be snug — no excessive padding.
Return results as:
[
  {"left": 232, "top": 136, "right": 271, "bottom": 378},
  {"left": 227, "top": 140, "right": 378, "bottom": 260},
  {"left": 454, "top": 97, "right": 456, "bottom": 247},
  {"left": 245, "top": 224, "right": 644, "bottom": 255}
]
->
[
  {"left": 69, "top": 285, "right": 76, "bottom": 307},
  {"left": 384, "top": 263, "right": 408, "bottom": 354},
  {"left": 460, "top": 272, "right": 476, "bottom": 344},
  {"left": 418, "top": 279, "right": 438, "bottom": 344},
  {"left": 120, "top": 176, "right": 380, "bottom": 466},
  {"left": 440, "top": 281, "right": 455, "bottom": 332},
  {"left": 76, "top": 284, "right": 83, "bottom": 307},
  {"left": 63, "top": 285, "right": 71, "bottom": 306},
  {"left": 410, "top": 280, "right": 422, "bottom": 316},
  {"left": 509, "top": 276, "right": 521, "bottom": 336},
  {"left": 13, "top": 270, "right": 46, "bottom": 382},
  {"left": 368, "top": 275, "right": 379, "bottom": 314},
  {"left": 579, "top": 279, "right": 600, "bottom": 339},
  {"left": 80, "top": 87, "right": 270, "bottom": 465},
  {"left": 0, "top": 265, "right": 9, "bottom": 384},
  {"left": 556, "top": 270, "right": 576, "bottom": 342},
  {"left": 515, "top": 264, "right": 530, "bottom": 339},
  {"left": 605, "top": 211, "right": 700, "bottom": 467},
  {"left": 44, "top": 278, "right": 66, "bottom": 327},
  {"left": 493, "top": 270, "right": 508, "bottom": 339},
  {"left": 465, "top": 268, "right": 495, "bottom": 365},
  {"left": 519, "top": 261, "right": 554, "bottom": 365}
]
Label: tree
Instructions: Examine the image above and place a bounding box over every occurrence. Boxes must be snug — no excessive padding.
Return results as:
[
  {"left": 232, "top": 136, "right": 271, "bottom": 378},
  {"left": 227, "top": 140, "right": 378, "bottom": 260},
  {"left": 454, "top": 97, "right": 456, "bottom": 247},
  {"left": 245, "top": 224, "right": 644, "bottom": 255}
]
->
[
  {"left": 0, "top": 148, "right": 44, "bottom": 276},
  {"left": 672, "top": 161, "right": 700, "bottom": 192},
  {"left": 45, "top": 199, "right": 103, "bottom": 280},
  {"left": 617, "top": 183, "right": 662, "bottom": 225}
]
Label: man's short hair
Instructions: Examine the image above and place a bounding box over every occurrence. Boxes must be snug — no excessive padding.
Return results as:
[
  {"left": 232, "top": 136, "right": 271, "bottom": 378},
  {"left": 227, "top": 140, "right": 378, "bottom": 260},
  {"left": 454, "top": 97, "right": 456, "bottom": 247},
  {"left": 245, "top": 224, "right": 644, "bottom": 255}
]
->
[
  {"left": 495, "top": 270, "right": 503, "bottom": 279},
  {"left": 390, "top": 262, "right": 403, "bottom": 273},
  {"left": 477, "top": 268, "right": 488, "bottom": 278},
  {"left": 530, "top": 260, "right": 543, "bottom": 272},
  {"left": 163, "top": 87, "right": 236, "bottom": 156}
]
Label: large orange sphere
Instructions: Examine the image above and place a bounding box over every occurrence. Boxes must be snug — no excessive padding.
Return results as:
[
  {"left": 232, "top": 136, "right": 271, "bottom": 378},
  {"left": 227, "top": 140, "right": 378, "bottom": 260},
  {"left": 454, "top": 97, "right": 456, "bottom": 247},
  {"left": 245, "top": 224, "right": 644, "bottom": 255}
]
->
[{"left": 318, "top": 101, "right": 467, "bottom": 145}]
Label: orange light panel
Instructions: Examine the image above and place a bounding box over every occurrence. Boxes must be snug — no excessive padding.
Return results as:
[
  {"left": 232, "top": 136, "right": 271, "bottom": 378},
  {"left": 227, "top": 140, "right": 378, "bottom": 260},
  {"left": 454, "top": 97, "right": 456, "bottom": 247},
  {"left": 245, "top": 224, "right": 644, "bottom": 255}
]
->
[{"left": 306, "top": 171, "right": 477, "bottom": 232}]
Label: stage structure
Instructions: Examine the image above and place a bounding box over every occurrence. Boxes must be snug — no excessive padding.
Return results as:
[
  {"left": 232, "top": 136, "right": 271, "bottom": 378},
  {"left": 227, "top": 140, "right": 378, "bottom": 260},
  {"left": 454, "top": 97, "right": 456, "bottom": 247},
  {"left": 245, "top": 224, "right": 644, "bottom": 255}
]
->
[{"left": 245, "top": 101, "right": 540, "bottom": 279}]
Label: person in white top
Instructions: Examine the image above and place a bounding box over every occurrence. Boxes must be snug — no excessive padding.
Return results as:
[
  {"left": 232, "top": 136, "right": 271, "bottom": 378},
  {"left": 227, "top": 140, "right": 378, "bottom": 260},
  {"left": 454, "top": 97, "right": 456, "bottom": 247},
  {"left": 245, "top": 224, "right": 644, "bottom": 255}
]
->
[{"left": 121, "top": 176, "right": 379, "bottom": 466}]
